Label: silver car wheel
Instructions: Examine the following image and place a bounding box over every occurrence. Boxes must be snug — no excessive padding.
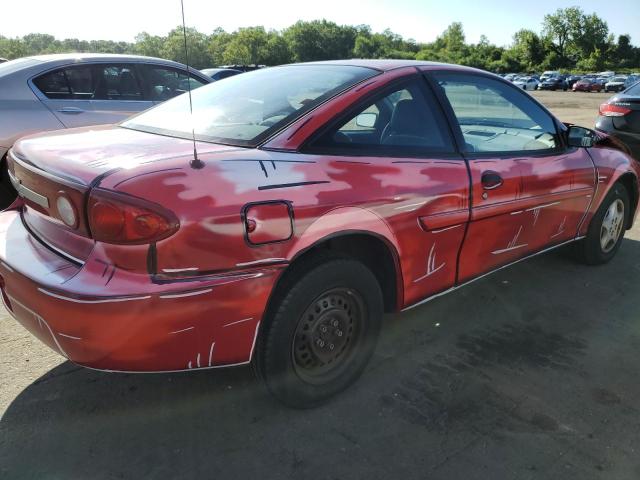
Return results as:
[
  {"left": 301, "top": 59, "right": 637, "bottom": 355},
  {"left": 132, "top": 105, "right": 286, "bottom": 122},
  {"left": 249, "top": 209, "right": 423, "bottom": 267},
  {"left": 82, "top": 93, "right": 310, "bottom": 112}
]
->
[{"left": 600, "top": 199, "right": 625, "bottom": 253}]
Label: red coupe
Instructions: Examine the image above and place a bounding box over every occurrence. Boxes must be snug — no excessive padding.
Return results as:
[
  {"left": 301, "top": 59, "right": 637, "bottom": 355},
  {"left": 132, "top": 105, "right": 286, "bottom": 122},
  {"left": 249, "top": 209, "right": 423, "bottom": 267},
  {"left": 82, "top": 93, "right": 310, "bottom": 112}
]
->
[
  {"left": 2, "top": 60, "right": 639, "bottom": 407},
  {"left": 573, "top": 79, "right": 603, "bottom": 92}
]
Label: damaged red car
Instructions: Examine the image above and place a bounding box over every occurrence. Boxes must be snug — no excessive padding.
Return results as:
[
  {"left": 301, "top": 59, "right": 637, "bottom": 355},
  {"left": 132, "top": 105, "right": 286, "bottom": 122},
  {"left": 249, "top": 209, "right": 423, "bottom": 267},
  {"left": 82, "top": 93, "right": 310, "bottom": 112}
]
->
[{"left": 2, "top": 60, "right": 639, "bottom": 407}]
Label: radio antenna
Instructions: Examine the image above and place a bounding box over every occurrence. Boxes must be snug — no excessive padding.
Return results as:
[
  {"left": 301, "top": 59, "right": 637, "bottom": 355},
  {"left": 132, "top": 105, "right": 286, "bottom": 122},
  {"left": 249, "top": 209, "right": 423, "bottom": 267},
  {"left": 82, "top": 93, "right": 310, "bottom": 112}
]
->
[{"left": 180, "top": 0, "right": 204, "bottom": 169}]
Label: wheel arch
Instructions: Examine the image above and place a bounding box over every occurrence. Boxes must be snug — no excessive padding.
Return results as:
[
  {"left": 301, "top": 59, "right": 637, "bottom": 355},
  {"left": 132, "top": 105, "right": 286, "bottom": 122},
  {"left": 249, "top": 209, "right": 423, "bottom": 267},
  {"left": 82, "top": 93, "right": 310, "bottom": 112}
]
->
[
  {"left": 285, "top": 230, "right": 403, "bottom": 313},
  {"left": 617, "top": 172, "right": 639, "bottom": 229}
]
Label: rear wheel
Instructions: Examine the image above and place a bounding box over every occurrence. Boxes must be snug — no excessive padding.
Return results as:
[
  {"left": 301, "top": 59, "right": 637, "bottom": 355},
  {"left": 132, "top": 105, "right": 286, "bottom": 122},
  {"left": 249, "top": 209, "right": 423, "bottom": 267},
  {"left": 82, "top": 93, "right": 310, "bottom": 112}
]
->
[
  {"left": 258, "top": 254, "right": 383, "bottom": 408},
  {"left": 0, "top": 155, "right": 17, "bottom": 210},
  {"left": 575, "top": 183, "right": 629, "bottom": 265}
]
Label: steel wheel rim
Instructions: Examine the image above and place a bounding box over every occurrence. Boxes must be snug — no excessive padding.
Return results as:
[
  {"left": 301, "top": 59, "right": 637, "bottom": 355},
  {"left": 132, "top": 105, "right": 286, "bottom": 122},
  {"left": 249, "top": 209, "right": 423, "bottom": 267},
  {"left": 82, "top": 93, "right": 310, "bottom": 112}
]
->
[
  {"left": 600, "top": 198, "right": 625, "bottom": 253},
  {"left": 291, "top": 288, "right": 365, "bottom": 385}
]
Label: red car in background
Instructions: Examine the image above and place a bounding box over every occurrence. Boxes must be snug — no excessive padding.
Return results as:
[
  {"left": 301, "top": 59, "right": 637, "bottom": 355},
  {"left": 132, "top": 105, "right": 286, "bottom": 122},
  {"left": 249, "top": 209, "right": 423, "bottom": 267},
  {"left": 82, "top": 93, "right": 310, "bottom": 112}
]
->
[
  {"left": 2, "top": 60, "right": 639, "bottom": 407},
  {"left": 573, "top": 78, "right": 604, "bottom": 92}
]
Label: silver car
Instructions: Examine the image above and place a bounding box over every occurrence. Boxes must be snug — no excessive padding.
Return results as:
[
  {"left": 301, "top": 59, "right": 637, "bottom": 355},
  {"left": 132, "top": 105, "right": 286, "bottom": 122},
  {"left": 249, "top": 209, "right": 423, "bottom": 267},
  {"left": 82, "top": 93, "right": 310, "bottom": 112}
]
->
[{"left": 0, "top": 53, "right": 211, "bottom": 207}]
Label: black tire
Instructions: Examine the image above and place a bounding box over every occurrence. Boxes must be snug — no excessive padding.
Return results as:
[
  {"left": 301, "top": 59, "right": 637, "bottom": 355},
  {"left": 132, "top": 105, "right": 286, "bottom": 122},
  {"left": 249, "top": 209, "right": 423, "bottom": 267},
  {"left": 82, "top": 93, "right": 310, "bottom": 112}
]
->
[
  {"left": 257, "top": 253, "right": 383, "bottom": 408},
  {"left": 575, "top": 182, "right": 630, "bottom": 265},
  {"left": 0, "top": 155, "right": 17, "bottom": 210}
]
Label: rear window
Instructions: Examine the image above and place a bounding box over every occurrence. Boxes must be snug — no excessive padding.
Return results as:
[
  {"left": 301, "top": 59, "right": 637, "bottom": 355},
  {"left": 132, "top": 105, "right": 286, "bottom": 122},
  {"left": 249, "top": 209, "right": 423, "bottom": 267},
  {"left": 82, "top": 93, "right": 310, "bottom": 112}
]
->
[
  {"left": 122, "top": 65, "right": 378, "bottom": 147},
  {"left": 626, "top": 82, "right": 640, "bottom": 95}
]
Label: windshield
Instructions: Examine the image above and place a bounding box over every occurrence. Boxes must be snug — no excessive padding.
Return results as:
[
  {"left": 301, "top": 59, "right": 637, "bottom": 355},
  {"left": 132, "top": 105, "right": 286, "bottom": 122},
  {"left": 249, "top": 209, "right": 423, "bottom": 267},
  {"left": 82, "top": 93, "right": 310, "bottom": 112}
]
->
[{"left": 122, "top": 65, "right": 377, "bottom": 146}]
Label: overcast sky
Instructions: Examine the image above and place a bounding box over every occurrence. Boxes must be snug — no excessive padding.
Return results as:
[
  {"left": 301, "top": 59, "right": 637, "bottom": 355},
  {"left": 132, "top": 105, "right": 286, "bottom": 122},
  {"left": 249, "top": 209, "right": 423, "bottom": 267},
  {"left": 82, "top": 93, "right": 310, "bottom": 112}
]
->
[{"left": 3, "top": 0, "right": 639, "bottom": 46}]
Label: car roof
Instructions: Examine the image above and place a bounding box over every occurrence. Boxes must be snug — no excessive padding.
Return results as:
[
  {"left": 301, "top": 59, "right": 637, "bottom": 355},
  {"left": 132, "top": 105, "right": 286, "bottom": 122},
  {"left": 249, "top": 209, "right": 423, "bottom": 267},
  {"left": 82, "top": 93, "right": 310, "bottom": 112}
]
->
[
  {"left": 24, "top": 53, "right": 189, "bottom": 68},
  {"left": 291, "top": 59, "right": 481, "bottom": 73}
]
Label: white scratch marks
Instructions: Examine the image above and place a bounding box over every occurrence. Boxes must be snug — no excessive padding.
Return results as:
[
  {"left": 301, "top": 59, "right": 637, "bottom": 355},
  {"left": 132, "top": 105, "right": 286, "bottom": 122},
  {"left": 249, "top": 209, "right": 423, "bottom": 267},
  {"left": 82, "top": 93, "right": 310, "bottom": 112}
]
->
[
  {"left": 223, "top": 317, "right": 254, "bottom": 328},
  {"left": 160, "top": 289, "right": 212, "bottom": 299},
  {"left": 551, "top": 216, "right": 567, "bottom": 239},
  {"left": 38, "top": 288, "right": 150, "bottom": 304},
  {"left": 162, "top": 267, "right": 198, "bottom": 273},
  {"left": 414, "top": 243, "right": 446, "bottom": 282},
  {"left": 6, "top": 295, "right": 68, "bottom": 358},
  {"left": 169, "top": 326, "right": 194, "bottom": 335},
  {"left": 492, "top": 225, "right": 528, "bottom": 255},
  {"left": 431, "top": 224, "right": 462, "bottom": 234},
  {"left": 57, "top": 332, "right": 82, "bottom": 340},
  {"left": 236, "top": 258, "right": 287, "bottom": 267},
  {"left": 208, "top": 342, "right": 216, "bottom": 367}
]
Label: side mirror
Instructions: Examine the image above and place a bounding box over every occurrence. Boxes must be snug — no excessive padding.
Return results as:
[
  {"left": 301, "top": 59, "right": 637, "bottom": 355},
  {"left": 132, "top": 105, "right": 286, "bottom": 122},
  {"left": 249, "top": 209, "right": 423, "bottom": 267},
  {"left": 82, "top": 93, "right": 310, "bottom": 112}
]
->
[
  {"left": 355, "top": 112, "right": 377, "bottom": 128},
  {"left": 567, "top": 126, "right": 595, "bottom": 148}
]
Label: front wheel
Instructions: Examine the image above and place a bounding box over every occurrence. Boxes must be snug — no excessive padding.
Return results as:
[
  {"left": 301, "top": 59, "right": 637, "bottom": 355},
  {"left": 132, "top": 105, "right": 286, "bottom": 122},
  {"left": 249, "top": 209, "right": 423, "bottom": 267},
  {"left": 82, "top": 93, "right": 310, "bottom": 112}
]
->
[
  {"left": 258, "top": 254, "right": 383, "bottom": 408},
  {"left": 575, "top": 183, "right": 629, "bottom": 265}
]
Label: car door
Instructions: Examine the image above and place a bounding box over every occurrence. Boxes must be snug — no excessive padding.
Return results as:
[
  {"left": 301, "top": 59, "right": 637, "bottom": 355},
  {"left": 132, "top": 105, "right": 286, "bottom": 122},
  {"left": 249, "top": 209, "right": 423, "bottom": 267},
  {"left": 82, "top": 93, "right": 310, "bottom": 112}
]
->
[
  {"left": 88, "top": 63, "right": 153, "bottom": 122},
  {"left": 32, "top": 64, "right": 97, "bottom": 128},
  {"left": 304, "top": 77, "right": 470, "bottom": 306},
  {"left": 31, "top": 63, "right": 153, "bottom": 127},
  {"left": 429, "top": 71, "right": 595, "bottom": 282}
]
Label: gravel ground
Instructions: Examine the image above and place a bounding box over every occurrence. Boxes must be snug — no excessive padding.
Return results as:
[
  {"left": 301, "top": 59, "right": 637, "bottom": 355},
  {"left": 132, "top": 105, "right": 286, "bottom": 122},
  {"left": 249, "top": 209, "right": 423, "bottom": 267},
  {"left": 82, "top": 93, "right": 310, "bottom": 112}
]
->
[{"left": 3, "top": 89, "right": 640, "bottom": 480}]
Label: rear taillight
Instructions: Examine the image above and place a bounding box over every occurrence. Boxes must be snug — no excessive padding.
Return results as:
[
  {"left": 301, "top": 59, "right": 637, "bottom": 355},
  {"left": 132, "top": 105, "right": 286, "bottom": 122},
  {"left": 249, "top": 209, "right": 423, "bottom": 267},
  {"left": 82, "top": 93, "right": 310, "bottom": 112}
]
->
[
  {"left": 599, "top": 103, "right": 632, "bottom": 117},
  {"left": 87, "top": 188, "right": 179, "bottom": 245}
]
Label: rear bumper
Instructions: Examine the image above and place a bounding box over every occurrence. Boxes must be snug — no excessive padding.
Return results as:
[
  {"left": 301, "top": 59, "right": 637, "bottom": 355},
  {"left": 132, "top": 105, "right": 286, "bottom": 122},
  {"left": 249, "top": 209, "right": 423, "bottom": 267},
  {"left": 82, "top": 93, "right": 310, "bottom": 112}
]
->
[{"left": 0, "top": 207, "right": 282, "bottom": 372}]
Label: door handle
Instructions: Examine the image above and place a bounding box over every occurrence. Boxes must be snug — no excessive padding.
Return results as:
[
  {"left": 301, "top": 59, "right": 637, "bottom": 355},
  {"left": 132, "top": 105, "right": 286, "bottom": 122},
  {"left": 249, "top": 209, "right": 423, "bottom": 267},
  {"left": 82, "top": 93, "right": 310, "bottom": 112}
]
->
[
  {"left": 481, "top": 171, "right": 503, "bottom": 190},
  {"left": 57, "top": 107, "right": 84, "bottom": 114}
]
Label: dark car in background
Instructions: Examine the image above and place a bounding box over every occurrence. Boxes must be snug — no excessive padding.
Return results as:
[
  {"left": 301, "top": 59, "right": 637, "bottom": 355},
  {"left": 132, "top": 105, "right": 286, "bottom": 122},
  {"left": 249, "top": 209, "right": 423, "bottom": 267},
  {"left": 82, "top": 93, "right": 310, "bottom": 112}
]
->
[
  {"left": 200, "top": 67, "right": 242, "bottom": 81},
  {"left": 539, "top": 77, "right": 568, "bottom": 91},
  {"left": 596, "top": 82, "right": 640, "bottom": 158}
]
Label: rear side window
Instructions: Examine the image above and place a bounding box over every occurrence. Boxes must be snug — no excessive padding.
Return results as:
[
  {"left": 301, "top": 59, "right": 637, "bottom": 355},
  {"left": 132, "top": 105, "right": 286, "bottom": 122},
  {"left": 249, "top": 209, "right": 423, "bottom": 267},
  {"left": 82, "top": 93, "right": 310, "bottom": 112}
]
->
[
  {"left": 433, "top": 72, "right": 559, "bottom": 154},
  {"left": 33, "top": 64, "right": 143, "bottom": 101},
  {"left": 309, "top": 80, "right": 455, "bottom": 155},
  {"left": 33, "top": 69, "right": 71, "bottom": 99},
  {"left": 144, "top": 66, "right": 207, "bottom": 101}
]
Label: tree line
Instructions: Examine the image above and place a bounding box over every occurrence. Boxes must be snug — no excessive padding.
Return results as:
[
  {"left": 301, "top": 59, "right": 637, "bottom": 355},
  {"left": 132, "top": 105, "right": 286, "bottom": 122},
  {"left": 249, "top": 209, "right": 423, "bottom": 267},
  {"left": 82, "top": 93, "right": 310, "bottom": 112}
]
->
[{"left": 1, "top": 7, "right": 638, "bottom": 73}]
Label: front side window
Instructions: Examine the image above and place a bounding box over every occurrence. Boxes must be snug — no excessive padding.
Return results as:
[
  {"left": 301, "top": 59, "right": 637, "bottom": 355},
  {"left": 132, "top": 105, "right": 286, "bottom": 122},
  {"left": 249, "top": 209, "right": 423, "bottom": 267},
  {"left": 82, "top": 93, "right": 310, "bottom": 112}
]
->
[
  {"left": 92, "top": 65, "right": 143, "bottom": 101},
  {"left": 123, "top": 65, "right": 378, "bottom": 147},
  {"left": 433, "top": 73, "right": 559, "bottom": 153},
  {"left": 144, "top": 66, "right": 207, "bottom": 101},
  {"left": 309, "top": 81, "right": 455, "bottom": 155}
]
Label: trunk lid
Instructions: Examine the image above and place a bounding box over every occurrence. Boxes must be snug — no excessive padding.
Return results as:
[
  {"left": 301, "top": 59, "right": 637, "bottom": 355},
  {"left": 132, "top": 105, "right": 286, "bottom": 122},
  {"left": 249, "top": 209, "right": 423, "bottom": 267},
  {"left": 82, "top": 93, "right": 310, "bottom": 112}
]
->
[{"left": 7, "top": 125, "right": 240, "bottom": 263}]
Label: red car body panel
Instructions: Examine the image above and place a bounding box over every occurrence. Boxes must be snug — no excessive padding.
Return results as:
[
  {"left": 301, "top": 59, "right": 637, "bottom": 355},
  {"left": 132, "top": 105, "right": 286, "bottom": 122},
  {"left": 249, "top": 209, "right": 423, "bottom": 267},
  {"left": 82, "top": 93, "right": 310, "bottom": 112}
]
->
[
  {"left": 2, "top": 61, "right": 639, "bottom": 372},
  {"left": 573, "top": 80, "right": 602, "bottom": 92}
]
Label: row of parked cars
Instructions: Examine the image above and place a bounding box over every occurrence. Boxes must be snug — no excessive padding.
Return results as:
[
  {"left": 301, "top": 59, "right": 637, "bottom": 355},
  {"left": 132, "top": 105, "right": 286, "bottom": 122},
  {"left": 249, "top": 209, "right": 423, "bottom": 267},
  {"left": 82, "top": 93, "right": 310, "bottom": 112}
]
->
[{"left": 504, "top": 71, "right": 640, "bottom": 93}]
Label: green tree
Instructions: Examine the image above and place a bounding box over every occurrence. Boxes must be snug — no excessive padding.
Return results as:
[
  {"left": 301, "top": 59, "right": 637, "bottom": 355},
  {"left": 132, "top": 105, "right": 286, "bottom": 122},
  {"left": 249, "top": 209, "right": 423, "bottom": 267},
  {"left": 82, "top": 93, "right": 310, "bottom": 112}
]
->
[
  {"left": 160, "top": 26, "right": 210, "bottom": 68},
  {"left": 135, "top": 32, "right": 164, "bottom": 58},
  {"left": 283, "top": 20, "right": 357, "bottom": 62}
]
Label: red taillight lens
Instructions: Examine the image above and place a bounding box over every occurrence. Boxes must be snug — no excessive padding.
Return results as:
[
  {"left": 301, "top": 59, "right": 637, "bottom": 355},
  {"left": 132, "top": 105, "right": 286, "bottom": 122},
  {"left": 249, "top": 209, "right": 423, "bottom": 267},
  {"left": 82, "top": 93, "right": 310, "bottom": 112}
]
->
[
  {"left": 87, "top": 189, "right": 179, "bottom": 245},
  {"left": 599, "top": 103, "right": 632, "bottom": 117}
]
